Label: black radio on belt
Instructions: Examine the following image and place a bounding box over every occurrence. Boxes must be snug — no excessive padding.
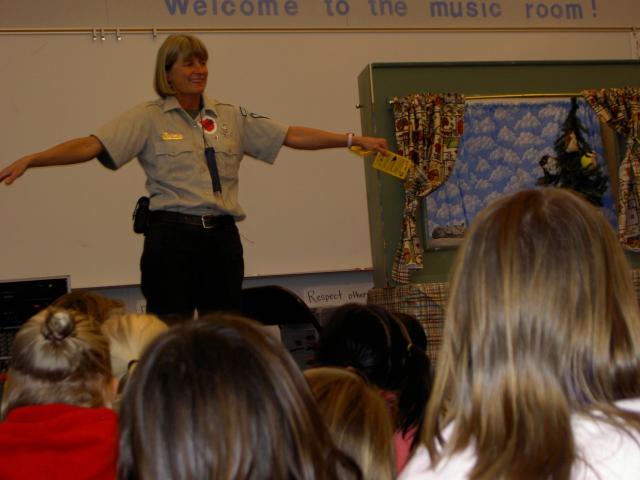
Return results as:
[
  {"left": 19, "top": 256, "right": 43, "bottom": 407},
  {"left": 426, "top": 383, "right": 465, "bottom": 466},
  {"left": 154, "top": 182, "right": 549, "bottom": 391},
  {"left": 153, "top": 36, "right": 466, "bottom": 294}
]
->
[{"left": 132, "top": 196, "right": 151, "bottom": 234}]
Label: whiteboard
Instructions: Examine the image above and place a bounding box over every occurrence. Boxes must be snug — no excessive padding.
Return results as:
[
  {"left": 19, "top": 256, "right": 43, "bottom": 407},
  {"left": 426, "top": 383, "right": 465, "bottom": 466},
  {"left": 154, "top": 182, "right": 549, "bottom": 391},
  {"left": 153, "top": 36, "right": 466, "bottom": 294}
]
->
[{"left": 0, "top": 31, "right": 633, "bottom": 287}]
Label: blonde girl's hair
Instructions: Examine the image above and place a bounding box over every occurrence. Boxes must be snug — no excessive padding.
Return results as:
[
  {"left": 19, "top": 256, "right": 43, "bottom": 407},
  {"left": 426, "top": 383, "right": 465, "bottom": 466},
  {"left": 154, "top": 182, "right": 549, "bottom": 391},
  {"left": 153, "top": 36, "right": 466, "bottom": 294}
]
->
[
  {"left": 100, "top": 313, "right": 168, "bottom": 383},
  {"left": 1, "top": 307, "right": 112, "bottom": 419},
  {"left": 305, "top": 367, "right": 396, "bottom": 480},
  {"left": 154, "top": 33, "right": 209, "bottom": 98},
  {"left": 423, "top": 187, "right": 640, "bottom": 480}
]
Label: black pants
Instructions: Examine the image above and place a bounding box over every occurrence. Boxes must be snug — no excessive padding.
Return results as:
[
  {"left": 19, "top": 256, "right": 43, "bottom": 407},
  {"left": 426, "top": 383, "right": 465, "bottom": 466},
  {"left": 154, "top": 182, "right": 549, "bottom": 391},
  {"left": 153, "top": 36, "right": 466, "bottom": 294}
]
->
[{"left": 140, "top": 219, "right": 244, "bottom": 322}]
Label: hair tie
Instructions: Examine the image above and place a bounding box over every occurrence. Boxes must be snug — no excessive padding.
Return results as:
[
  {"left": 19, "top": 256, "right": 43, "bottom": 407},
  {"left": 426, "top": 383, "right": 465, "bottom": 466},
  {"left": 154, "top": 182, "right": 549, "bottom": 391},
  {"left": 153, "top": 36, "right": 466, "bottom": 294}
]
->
[{"left": 406, "top": 342, "right": 413, "bottom": 354}]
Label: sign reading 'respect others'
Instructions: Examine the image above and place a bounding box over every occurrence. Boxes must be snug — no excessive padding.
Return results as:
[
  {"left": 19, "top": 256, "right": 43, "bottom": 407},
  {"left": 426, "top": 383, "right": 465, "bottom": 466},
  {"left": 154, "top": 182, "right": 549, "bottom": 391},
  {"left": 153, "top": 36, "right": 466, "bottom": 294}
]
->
[{"left": 303, "top": 284, "right": 370, "bottom": 307}]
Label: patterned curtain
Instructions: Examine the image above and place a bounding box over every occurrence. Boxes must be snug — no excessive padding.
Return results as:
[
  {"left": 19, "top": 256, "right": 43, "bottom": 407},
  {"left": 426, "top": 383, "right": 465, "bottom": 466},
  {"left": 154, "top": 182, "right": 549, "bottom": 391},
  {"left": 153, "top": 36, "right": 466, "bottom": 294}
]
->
[
  {"left": 391, "top": 93, "right": 465, "bottom": 283},
  {"left": 583, "top": 88, "right": 640, "bottom": 250}
]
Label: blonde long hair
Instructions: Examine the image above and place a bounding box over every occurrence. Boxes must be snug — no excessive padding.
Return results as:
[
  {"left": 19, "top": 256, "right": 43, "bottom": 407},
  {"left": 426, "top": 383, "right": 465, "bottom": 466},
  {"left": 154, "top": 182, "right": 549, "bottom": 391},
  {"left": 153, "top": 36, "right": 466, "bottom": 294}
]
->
[
  {"left": 101, "top": 313, "right": 168, "bottom": 383},
  {"left": 305, "top": 367, "right": 396, "bottom": 480},
  {"left": 424, "top": 188, "right": 640, "bottom": 479}
]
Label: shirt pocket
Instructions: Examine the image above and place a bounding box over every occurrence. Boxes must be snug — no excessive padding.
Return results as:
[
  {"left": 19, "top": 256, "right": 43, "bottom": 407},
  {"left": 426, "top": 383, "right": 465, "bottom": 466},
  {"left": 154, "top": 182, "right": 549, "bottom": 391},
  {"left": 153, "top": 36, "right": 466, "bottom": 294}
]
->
[
  {"left": 213, "top": 141, "right": 242, "bottom": 181},
  {"left": 151, "top": 141, "right": 199, "bottom": 181},
  {"left": 154, "top": 141, "right": 194, "bottom": 157}
]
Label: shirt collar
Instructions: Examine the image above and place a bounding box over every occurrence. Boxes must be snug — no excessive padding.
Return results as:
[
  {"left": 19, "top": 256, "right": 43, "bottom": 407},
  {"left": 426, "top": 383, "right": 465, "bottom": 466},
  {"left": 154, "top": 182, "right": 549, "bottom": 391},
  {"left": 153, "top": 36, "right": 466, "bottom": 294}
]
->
[{"left": 162, "top": 95, "right": 219, "bottom": 117}]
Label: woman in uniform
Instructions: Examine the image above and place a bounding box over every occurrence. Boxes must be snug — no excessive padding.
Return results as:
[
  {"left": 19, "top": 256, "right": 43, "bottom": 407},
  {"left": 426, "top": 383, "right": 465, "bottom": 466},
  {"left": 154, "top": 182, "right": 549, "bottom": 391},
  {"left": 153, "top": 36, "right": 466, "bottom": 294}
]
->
[{"left": 0, "top": 34, "right": 387, "bottom": 320}]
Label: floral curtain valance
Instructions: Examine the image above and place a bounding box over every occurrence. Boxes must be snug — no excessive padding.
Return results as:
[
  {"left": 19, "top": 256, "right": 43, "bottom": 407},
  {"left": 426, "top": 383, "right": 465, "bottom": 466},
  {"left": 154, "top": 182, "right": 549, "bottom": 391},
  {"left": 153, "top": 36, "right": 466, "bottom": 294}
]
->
[
  {"left": 583, "top": 88, "right": 640, "bottom": 250},
  {"left": 391, "top": 93, "right": 465, "bottom": 284}
]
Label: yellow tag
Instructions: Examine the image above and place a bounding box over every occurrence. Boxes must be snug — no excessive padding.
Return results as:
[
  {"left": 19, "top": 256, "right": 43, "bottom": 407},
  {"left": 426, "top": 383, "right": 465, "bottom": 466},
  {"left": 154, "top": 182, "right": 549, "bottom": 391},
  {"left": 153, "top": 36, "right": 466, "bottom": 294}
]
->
[
  {"left": 161, "top": 132, "right": 184, "bottom": 141},
  {"left": 349, "top": 146, "right": 374, "bottom": 157},
  {"left": 372, "top": 151, "right": 412, "bottom": 180}
]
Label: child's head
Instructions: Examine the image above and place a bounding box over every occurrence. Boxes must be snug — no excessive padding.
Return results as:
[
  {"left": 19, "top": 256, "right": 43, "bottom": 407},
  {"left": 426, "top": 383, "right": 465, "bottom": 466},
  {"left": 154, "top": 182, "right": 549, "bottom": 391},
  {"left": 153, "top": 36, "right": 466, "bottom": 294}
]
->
[
  {"left": 50, "top": 290, "right": 124, "bottom": 325},
  {"left": 100, "top": 313, "right": 168, "bottom": 392},
  {"left": 316, "top": 303, "right": 432, "bottom": 435},
  {"left": 305, "top": 367, "right": 395, "bottom": 480},
  {"left": 440, "top": 187, "right": 640, "bottom": 409},
  {"left": 424, "top": 187, "right": 640, "bottom": 478},
  {"left": 394, "top": 312, "right": 428, "bottom": 352},
  {"left": 118, "top": 313, "right": 360, "bottom": 480},
  {"left": 1, "top": 307, "right": 113, "bottom": 419}
]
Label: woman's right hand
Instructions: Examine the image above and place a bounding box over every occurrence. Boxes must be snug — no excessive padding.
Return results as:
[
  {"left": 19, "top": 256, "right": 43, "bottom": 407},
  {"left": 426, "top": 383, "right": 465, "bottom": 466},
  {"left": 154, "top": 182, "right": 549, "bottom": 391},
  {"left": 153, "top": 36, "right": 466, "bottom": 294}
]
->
[
  {"left": 0, "top": 156, "right": 31, "bottom": 185},
  {"left": 1, "top": 136, "right": 104, "bottom": 186}
]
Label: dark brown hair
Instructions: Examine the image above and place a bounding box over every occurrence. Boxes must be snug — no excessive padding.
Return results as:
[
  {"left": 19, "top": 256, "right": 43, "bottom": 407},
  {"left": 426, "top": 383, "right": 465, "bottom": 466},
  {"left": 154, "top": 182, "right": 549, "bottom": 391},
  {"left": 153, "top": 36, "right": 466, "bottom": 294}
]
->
[
  {"left": 316, "top": 303, "right": 432, "bottom": 438},
  {"left": 118, "top": 314, "right": 361, "bottom": 480}
]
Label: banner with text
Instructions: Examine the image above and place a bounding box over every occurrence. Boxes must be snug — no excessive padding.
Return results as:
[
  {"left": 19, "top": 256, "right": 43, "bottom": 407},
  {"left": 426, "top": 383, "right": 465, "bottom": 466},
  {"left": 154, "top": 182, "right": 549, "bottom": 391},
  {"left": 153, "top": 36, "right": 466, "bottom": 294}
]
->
[{"left": 1, "top": 0, "right": 637, "bottom": 30}]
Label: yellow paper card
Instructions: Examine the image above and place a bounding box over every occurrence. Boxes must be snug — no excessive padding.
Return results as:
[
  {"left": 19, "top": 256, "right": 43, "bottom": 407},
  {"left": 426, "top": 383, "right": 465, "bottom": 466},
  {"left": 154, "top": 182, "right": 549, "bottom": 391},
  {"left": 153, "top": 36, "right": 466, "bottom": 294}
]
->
[
  {"left": 348, "top": 146, "right": 373, "bottom": 157},
  {"left": 372, "top": 151, "right": 412, "bottom": 180}
]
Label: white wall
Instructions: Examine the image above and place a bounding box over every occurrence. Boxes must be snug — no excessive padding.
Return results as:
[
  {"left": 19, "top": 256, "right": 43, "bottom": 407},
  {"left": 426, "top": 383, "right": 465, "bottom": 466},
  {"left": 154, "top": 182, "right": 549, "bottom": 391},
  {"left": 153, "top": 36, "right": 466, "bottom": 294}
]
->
[{"left": 0, "top": 29, "right": 635, "bottom": 303}]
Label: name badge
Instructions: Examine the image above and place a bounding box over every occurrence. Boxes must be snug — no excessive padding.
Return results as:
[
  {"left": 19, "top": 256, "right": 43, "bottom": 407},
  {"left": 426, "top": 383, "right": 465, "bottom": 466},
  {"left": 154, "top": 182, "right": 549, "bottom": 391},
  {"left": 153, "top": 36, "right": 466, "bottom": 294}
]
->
[{"left": 161, "top": 132, "right": 184, "bottom": 141}]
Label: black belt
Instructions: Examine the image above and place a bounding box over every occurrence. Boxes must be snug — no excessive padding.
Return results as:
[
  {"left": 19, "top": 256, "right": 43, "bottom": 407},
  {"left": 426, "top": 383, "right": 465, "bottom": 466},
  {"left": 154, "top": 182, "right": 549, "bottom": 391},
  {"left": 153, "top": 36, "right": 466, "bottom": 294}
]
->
[{"left": 150, "top": 210, "right": 235, "bottom": 229}]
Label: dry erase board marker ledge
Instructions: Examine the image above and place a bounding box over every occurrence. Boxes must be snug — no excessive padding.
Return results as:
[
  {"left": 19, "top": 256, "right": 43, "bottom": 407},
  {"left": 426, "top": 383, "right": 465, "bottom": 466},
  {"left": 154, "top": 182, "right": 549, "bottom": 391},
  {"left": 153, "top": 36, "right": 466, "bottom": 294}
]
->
[
  {"left": 243, "top": 267, "right": 373, "bottom": 279},
  {"left": 70, "top": 268, "right": 374, "bottom": 290}
]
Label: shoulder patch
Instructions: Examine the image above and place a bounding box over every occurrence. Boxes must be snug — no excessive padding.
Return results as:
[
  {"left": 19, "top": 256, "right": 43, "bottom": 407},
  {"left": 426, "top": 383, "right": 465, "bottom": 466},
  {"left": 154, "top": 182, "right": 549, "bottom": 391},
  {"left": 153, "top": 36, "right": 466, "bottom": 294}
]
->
[{"left": 239, "top": 106, "right": 269, "bottom": 119}]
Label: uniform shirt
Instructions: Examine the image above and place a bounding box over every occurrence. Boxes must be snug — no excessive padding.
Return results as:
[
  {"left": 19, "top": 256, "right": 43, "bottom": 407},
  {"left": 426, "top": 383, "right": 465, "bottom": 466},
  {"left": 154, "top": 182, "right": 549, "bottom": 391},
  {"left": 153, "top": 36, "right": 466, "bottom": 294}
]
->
[
  {"left": 94, "top": 95, "right": 289, "bottom": 220},
  {"left": 399, "top": 398, "right": 640, "bottom": 480}
]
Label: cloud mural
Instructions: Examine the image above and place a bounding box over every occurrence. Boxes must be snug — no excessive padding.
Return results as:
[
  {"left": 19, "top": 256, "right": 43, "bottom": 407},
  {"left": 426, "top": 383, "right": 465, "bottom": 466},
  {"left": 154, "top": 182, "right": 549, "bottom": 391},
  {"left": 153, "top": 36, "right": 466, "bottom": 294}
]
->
[
  {"left": 472, "top": 117, "right": 496, "bottom": 134},
  {"left": 541, "top": 122, "right": 560, "bottom": 139},
  {"left": 538, "top": 104, "right": 566, "bottom": 121},
  {"left": 475, "top": 158, "right": 491, "bottom": 173},
  {"left": 463, "top": 194, "right": 483, "bottom": 214},
  {"left": 425, "top": 99, "right": 616, "bottom": 243},
  {"left": 504, "top": 168, "right": 535, "bottom": 193},
  {"left": 514, "top": 112, "right": 541, "bottom": 130},
  {"left": 514, "top": 131, "right": 545, "bottom": 148},
  {"left": 489, "top": 147, "right": 520, "bottom": 166},
  {"left": 498, "top": 126, "right": 517, "bottom": 143},
  {"left": 488, "top": 165, "right": 511, "bottom": 182},
  {"left": 522, "top": 147, "right": 543, "bottom": 163},
  {"left": 445, "top": 181, "right": 461, "bottom": 197},
  {"left": 493, "top": 107, "right": 515, "bottom": 123},
  {"left": 462, "top": 135, "right": 496, "bottom": 154}
]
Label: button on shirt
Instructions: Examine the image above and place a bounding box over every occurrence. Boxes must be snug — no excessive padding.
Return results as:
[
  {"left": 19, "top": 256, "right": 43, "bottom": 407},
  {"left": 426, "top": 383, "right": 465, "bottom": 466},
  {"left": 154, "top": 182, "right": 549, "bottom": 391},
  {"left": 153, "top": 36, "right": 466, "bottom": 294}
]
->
[{"left": 94, "top": 96, "right": 289, "bottom": 220}]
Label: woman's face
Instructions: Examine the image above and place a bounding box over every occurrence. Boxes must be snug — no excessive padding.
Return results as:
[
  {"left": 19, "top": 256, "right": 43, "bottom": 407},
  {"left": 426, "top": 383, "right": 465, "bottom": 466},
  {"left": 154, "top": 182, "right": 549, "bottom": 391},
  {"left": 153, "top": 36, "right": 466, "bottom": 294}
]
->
[{"left": 166, "top": 53, "right": 208, "bottom": 97}]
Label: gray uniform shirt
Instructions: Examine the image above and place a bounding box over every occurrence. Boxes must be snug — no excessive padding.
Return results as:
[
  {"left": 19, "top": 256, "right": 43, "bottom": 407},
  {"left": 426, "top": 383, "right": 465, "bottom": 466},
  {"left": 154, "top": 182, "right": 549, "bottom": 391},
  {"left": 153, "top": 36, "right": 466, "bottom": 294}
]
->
[{"left": 94, "top": 95, "right": 289, "bottom": 220}]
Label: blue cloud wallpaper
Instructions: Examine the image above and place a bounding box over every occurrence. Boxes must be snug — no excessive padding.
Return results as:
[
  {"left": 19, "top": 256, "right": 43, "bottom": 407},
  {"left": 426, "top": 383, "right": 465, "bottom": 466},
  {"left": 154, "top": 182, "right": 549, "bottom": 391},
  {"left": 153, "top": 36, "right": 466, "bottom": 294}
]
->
[{"left": 424, "top": 98, "right": 616, "bottom": 243}]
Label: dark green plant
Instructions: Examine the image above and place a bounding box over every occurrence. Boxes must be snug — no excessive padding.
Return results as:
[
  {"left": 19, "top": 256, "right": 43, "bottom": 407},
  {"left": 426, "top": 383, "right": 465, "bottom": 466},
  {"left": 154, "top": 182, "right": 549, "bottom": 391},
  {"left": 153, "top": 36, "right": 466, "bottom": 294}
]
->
[{"left": 537, "top": 97, "right": 608, "bottom": 206}]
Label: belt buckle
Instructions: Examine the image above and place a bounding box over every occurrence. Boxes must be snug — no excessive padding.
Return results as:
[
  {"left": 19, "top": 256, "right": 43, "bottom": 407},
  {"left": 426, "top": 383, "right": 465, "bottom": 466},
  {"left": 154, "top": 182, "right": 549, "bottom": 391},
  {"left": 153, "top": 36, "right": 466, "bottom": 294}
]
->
[{"left": 201, "top": 215, "right": 216, "bottom": 229}]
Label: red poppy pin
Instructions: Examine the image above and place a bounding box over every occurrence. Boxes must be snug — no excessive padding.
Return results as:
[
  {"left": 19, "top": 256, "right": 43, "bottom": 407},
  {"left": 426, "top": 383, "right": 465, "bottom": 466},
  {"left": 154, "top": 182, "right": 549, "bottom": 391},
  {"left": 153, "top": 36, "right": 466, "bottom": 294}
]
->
[{"left": 200, "top": 115, "right": 217, "bottom": 134}]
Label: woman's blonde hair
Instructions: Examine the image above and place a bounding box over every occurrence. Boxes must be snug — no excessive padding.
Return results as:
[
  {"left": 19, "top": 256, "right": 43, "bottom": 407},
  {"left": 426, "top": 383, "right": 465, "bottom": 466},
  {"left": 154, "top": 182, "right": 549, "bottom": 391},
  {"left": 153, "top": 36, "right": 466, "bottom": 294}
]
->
[
  {"left": 101, "top": 313, "right": 168, "bottom": 384},
  {"left": 154, "top": 34, "right": 209, "bottom": 98},
  {"left": 1, "top": 307, "right": 112, "bottom": 419},
  {"left": 424, "top": 187, "right": 640, "bottom": 479},
  {"left": 305, "top": 367, "right": 396, "bottom": 480}
]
